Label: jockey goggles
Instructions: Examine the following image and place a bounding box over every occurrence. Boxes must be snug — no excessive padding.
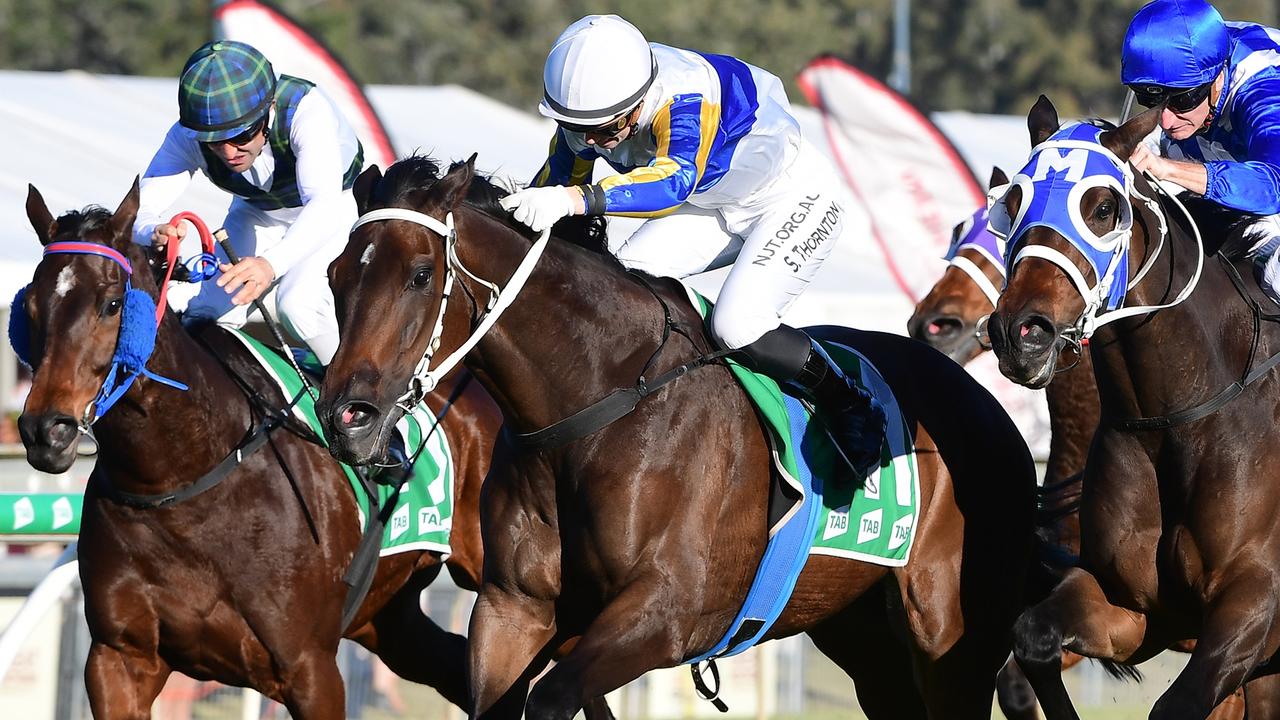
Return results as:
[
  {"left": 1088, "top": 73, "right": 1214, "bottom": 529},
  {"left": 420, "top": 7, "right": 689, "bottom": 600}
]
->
[
  {"left": 202, "top": 112, "right": 269, "bottom": 148},
  {"left": 557, "top": 104, "right": 637, "bottom": 138},
  {"left": 1129, "top": 80, "right": 1213, "bottom": 113}
]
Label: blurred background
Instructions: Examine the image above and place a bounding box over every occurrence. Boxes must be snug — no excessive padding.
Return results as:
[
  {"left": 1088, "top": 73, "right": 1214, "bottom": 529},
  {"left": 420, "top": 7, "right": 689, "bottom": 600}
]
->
[{"left": 2, "top": 1, "right": 1266, "bottom": 718}]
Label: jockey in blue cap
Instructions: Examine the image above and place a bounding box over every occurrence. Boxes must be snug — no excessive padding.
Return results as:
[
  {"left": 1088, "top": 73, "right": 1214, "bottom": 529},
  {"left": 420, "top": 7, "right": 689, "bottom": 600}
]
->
[{"left": 1123, "top": 0, "right": 1280, "bottom": 302}]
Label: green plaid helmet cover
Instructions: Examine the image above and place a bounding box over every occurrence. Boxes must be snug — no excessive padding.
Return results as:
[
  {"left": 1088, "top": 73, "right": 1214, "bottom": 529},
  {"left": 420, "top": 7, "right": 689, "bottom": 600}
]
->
[{"left": 178, "top": 41, "right": 276, "bottom": 142}]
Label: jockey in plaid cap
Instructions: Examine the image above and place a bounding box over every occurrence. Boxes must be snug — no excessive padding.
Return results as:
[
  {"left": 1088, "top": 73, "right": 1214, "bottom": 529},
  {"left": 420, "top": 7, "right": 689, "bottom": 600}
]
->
[
  {"left": 1123, "top": 0, "right": 1280, "bottom": 305},
  {"left": 132, "top": 40, "right": 364, "bottom": 365}
]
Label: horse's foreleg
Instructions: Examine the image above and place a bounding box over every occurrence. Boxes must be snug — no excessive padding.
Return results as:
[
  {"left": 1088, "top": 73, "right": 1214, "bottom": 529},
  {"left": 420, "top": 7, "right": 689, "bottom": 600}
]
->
[
  {"left": 277, "top": 652, "right": 347, "bottom": 720},
  {"left": 1151, "top": 570, "right": 1280, "bottom": 719},
  {"left": 85, "top": 642, "right": 171, "bottom": 720},
  {"left": 1013, "top": 567, "right": 1152, "bottom": 720},
  {"left": 523, "top": 578, "right": 688, "bottom": 720},
  {"left": 468, "top": 586, "right": 558, "bottom": 720}
]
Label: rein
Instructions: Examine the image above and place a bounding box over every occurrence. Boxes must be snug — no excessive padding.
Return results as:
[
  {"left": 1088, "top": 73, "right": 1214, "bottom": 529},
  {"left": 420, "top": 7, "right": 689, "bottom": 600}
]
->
[{"left": 514, "top": 273, "right": 731, "bottom": 450}]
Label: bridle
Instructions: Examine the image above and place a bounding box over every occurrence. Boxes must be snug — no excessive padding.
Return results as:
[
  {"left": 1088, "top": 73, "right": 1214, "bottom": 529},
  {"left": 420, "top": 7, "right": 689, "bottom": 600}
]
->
[{"left": 349, "top": 206, "right": 550, "bottom": 412}]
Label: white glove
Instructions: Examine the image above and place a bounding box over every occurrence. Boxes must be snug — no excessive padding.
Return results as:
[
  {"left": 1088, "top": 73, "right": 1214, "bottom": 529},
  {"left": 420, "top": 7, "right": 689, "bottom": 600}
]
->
[{"left": 499, "top": 186, "right": 579, "bottom": 233}]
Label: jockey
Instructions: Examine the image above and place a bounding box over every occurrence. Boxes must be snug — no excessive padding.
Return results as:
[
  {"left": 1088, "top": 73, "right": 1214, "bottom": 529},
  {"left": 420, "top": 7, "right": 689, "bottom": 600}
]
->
[
  {"left": 1122, "top": 0, "right": 1280, "bottom": 302},
  {"left": 132, "top": 40, "right": 362, "bottom": 366},
  {"left": 133, "top": 42, "right": 412, "bottom": 480},
  {"left": 500, "top": 15, "right": 885, "bottom": 474}
]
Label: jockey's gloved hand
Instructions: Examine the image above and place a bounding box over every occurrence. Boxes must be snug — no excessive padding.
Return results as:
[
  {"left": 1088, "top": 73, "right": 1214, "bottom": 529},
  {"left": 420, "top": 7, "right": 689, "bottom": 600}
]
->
[{"left": 499, "top": 186, "right": 581, "bottom": 233}]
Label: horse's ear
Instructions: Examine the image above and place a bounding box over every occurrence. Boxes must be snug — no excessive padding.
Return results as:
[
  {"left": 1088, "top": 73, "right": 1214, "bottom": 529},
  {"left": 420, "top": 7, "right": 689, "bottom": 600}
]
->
[
  {"left": 26, "top": 185, "right": 57, "bottom": 246},
  {"left": 353, "top": 165, "right": 382, "bottom": 215},
  {"left": 107, "top": 177, "right": 140, "bottom": 248},
  {"left": 433, "top": 155, "right": 476, "bottom": 210},
  {"left": 989, "top": 166, "right": 1009, "bottom": 190},
  {"left": 1099, "top": 105, "right": 1162, "bottom": 162},
  {"left": 1027, "top": 95, "right": 1059, "bottom": 146}
]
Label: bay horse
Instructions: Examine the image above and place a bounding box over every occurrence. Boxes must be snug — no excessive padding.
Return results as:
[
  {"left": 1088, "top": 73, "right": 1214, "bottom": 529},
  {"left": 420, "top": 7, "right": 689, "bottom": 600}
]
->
[
  {"left": 988, "top": 97, "right": 1280, "bottom": 718},
  {"left": 909, "top": 183, "right": 1246, "bottom": 720},
  {"left": 16, "top": 181, "right": 502, "bottom": 719},
  {"left": 316, "top": 154, "right": 1040, "bottom": 719}
]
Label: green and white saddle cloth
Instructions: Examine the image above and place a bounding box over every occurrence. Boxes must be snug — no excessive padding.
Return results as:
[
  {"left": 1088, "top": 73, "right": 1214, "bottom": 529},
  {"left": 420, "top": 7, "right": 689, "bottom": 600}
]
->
[{"left": 227, "top": 329, "right": 454, "bottom": 557}]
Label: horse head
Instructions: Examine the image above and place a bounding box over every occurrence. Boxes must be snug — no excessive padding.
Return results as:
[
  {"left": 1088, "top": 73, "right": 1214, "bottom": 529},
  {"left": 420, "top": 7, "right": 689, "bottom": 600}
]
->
[
  {"left": 908, "top": 166, "right": 1009, "bottom": 364},
  {"left": 988, "top": 96, "right": 1161, "bottom": 388},
  {"left": 17, "top": 180, "right": 156, "bottom": 472},
  {"left": 318, "top": 156, "right": 481, "bottom": 465}
]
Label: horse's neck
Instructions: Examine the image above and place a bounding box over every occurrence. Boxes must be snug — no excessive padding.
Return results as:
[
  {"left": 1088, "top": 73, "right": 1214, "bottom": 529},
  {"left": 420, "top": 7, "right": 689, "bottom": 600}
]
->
[
  {"left": 90, "top": 318, "right": 250, "bottom": 492},
  {"left": 458, "top": 218, "right": 676, "bottom": 432},
  {"left": 1089, "top": 199, "right": 1246, "bottom": 423},
  {"left": 1043, "top": 352, "right": 1100, "bottom": 483}
]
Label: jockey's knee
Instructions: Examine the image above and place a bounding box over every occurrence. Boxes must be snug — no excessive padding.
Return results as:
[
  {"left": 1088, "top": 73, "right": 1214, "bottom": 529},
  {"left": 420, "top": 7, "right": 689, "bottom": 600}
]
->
[
  {"left": 1252, "top": 227, "right": 1280, "bottom": 305},
  {"left": 710, "top": 305, "right": 781, "bottom": 353}
]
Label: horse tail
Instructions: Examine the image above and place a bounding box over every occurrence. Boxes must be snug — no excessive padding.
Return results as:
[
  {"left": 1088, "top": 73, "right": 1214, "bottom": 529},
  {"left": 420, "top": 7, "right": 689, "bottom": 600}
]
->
[
  {"left": 1024, "top": 472, "right": 1083, "bottom": 605},
  {"left": 1096, "top": 659, "right": 1144, "bottom": 683}
]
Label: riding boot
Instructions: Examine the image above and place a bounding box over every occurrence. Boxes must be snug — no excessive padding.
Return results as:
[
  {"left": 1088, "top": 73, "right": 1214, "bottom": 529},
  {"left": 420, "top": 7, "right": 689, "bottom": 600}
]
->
[
  {"left": 373, "top": 428, "right": 414, "bottom": 487},
  {"left": 787, "top": 342, "right": 887, "bottom": 477},
  {"left": 733, "top": 325, "right": 887, "bottom": 478}
]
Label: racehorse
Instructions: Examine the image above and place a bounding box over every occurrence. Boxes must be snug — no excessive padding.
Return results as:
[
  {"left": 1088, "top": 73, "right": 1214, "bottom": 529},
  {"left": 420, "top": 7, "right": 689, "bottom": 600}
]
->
[
  {"left": 909, "top": 169, "right": 1098, "bottom": 720},
  {"left": 16, "top": 181, "right": 502, "bottom": 719},
  {"left": 316, "top": 154, "right": 1040, "bottom": 719},
  {"left": 988, "top": 96, "right": 1280, "bottom": 718},
  {"left": 908, "top": 179, "right": 1246, "bottom": 720}
]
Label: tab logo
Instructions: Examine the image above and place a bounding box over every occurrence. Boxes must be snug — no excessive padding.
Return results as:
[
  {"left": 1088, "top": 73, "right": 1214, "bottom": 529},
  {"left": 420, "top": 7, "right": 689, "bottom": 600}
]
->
[
  {"left": 857, "top": 508, "right": 883, "bottom": 545},
  {"left": 888, "top": 514, "right": 914, "bottom": 551},
  {"left": 390, "top": 504, "right": 410, "bottom": 541},
  {"left": 52, "top": 497, "right": 73, "bottom": 530},
  {"left": 822, "top": 504, "right": 851, "bottom": 541},
  {"left": 12, "top": 497, "right": 34, "bottom": 530},
  {"left": 418, "top": 508, "right": 443, "bottom": 534}
]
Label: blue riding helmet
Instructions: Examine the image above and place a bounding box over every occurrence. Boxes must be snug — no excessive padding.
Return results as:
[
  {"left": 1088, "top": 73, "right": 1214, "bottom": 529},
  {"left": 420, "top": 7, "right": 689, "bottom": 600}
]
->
[
  {"left": 1122, "top": 0, "right": 1229, "bottom": 88},
  {"left": 178, "top": 41, "right": 276, "bottom": 143}
]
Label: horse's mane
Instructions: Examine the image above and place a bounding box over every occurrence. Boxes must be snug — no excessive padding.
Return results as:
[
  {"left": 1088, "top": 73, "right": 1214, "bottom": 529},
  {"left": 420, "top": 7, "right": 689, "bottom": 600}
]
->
[
  {"left": 1173, "top": 193, "right": 1269, "bottom": 257},
  {"left": 53, "top": 206, "right": 113, "bottom": 236},
  {"left": 377, "top": 154, "right": 613, "bottom": 257}
]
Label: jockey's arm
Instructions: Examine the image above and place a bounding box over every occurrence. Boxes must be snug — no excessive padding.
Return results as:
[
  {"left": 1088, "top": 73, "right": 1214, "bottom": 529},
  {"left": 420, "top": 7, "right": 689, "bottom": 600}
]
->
[
  {"left": 134, "top": 123, "right": 200, "bottom": 247},
  {"left": 588, "top": 94, "right": 719, "bottom": 217},
  {"left": 1205, "top": 77, "right": 1280, "bottom": 215},
  {"left": 258, "top": 91, "right": 354, "bottom": 279},
  {"left": 532, "top": 127, "right": 595, "bottom": 188}
]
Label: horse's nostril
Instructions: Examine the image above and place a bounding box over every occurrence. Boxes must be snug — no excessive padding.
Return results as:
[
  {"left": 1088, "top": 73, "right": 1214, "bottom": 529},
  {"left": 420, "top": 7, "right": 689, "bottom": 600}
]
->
[
  {"left": 927, "top": 317, "right": 963, "bottom": 338},
  {"left": 337, "top": 402, "right": 377, "bottom": 432},
  {"left": 1018, "top": 316, "right": 1057, "bottom": 353}
]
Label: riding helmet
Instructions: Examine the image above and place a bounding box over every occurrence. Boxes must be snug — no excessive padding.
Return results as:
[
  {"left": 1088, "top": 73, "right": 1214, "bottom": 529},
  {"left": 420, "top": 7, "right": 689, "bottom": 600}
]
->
[
  {"left": 1122, "top": 0, "right": 1229, "bottom": 88},
  {"left": 178, "top": 41, "right": 276, "bottom": 142},
  {"left": 539, "top": 15, "right": 656, "bottom": 126}
]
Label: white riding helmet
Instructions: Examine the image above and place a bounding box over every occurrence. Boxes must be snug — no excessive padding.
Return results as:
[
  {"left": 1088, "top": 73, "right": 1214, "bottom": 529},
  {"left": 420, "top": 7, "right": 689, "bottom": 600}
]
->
[{"left": 539, "top": 14, "right": 656, "bottom": 126}]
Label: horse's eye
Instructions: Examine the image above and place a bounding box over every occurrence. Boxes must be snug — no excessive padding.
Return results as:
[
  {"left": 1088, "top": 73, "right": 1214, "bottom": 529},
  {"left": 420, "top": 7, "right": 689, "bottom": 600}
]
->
[
  {"left": 411, "top": 266, "right": 433, "bottom": 290},
  {"left": 1094, "top": 202, "right": 1115, "bottom": 222},
  {"left": 102, "top": 297, "right": 123, "bottom": 318}
]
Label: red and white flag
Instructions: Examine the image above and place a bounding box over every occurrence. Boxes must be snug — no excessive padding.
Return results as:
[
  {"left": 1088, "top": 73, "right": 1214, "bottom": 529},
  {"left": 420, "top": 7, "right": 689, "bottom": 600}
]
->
[{"left": 213, "top": 0, "right": 397, "bottom": 170}]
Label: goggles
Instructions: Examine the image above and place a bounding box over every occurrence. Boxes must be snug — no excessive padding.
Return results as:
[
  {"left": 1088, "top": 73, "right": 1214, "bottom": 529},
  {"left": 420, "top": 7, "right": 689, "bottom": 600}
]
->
[
  {"left": 203, "top": 112, "right": 269, "bottom": 148},
  {"left": 557, "top": 105, "right": 637, "bottom": 138},
  {"left": 1130, "top": 81, "right": 1213, "bottom": 113}
]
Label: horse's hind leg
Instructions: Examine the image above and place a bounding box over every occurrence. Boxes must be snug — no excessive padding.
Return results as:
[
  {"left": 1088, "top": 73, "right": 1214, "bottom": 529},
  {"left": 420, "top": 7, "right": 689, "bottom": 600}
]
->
[
  {"left": 85, "top": 642, "right": 171, "bottom": 720},
  {"left": 995, "top": 659, "right": 1040, "bottom": 720},
  {"left": 1013, "top": 567, "right": 1153, "bottom": 720},
  {"left": 808, "top": 585, "right": 927, "bottom": 719},
  {"left": 356, "top": 567, "right": 471, "bottom": 712}
]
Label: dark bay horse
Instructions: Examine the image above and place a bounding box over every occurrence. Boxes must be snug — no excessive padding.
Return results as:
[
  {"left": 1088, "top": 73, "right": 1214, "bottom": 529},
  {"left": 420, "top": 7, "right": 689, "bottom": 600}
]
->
[
  {"left": 909, "top": 184, "right": 1247, "bottom": 720},
  {"left": 17, "top": 182, "right": 502, "bottom": 719},
  {"left": 989, "top": 97, "right": 1280, "bottom": 718},
  {"left": 317, "top": 155, "right": 1040, "bottom": 719}
]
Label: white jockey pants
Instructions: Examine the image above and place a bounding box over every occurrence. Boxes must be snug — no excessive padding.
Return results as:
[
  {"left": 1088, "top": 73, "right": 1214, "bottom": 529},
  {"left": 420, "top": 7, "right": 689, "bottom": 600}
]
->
[
  {"left": 179, "top": 190, "right": 356, "bottom": 364},
  {"left": 1245, "top": 216, "right": 1280, "bottom": 306},
  {"left": 613, "top": 139, "right": 864, "bottom": 349}
]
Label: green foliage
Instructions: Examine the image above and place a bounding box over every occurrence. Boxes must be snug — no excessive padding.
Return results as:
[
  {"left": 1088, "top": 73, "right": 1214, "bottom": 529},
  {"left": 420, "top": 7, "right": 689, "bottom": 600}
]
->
[{"left": 0, "top": 0, "right": 1274, "bottom": 116}]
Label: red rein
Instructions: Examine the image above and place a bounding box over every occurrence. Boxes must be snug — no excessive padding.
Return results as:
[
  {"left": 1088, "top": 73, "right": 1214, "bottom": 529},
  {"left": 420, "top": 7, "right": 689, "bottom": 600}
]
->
[{"left": 154, "top": 212, "right": 217, "bottom": 324}]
